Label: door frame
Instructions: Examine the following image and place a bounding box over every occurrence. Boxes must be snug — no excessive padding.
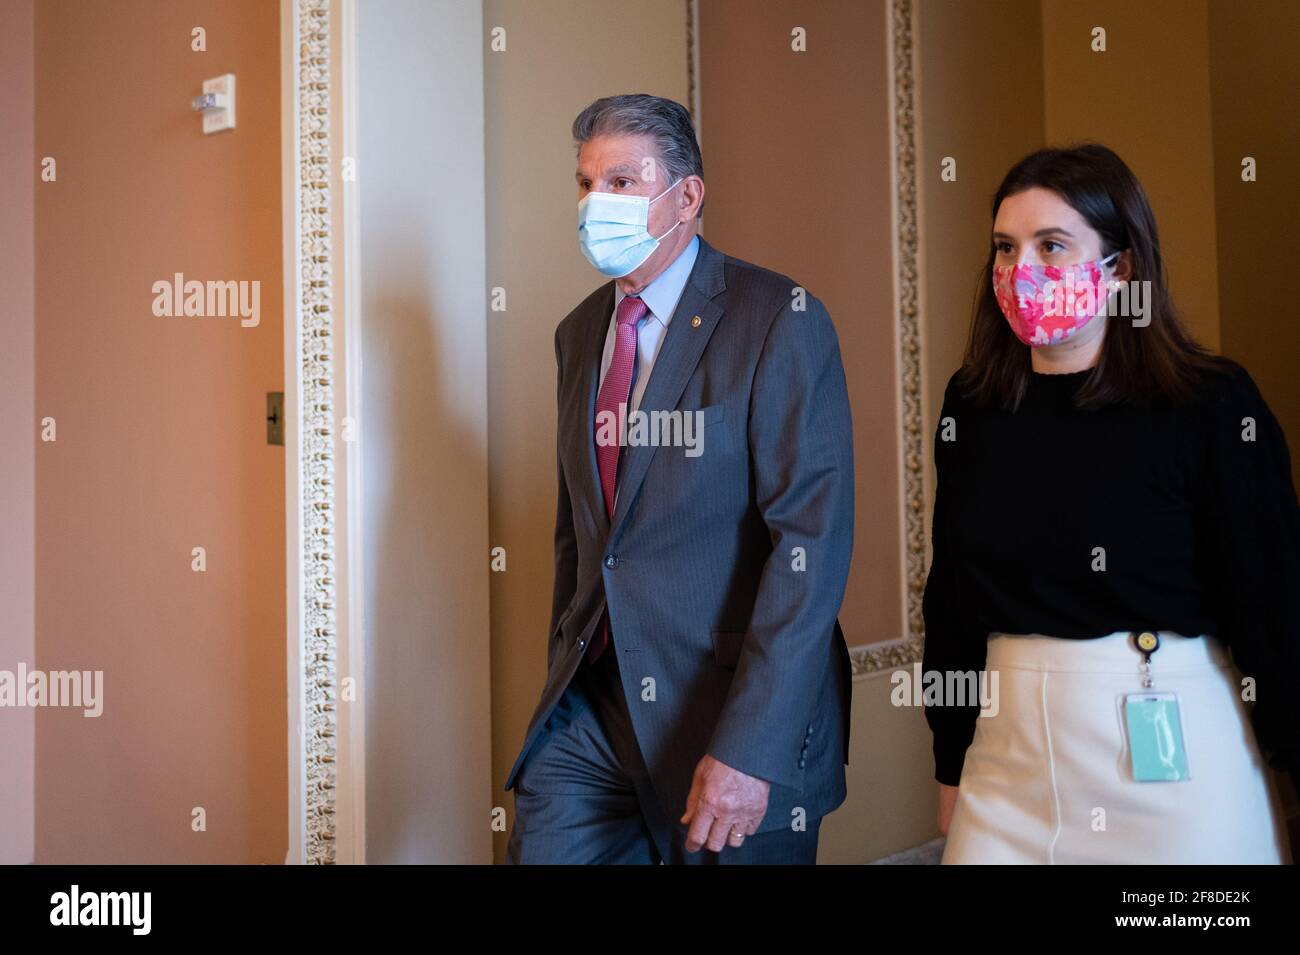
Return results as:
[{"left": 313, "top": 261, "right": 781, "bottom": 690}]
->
[{"left": 280, "top": 0, "right": 365, "bottom": 866}]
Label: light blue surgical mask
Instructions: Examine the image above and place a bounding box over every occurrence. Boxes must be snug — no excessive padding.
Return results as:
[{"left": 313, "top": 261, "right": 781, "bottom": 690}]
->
[{"left": 577, "top": 178, "right": 683, "bottom": 277}]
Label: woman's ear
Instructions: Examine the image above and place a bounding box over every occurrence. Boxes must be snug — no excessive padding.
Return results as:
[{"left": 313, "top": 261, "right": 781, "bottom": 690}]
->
[{"left": 1111, "top": 249, "right": 1134, "bottom": 282}]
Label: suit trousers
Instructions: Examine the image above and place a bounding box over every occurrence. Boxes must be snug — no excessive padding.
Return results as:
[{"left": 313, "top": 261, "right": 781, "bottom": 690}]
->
[{"left": 505, "top": 643, "right": 821, "bottom": 864}]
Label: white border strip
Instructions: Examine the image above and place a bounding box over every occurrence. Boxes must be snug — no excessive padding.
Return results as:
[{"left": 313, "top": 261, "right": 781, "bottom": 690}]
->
[{"left": 280, "top": 0, "right": 305, "bottom": 866}]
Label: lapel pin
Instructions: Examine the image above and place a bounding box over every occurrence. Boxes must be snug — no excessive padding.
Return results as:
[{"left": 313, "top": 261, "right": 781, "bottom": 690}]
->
[{"left": 691, "top": 315, "right": 702, "bottom": 328}]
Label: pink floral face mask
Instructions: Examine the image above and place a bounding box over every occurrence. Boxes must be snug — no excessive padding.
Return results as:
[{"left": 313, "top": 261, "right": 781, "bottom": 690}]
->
[{"left": 992, "top": 251, "right": 1123, "bottom": 346}]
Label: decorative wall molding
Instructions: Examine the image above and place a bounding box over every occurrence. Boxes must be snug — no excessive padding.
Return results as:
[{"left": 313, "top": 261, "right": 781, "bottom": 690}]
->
[
  {"left": 850, "top": 0, "right": 925, "bottom": 677},
  {"left": 294, "top": 0, "right": 338, "bottom": 865},
  {"left": 687, "top": 0, "right": 701, "bottom": 137}
]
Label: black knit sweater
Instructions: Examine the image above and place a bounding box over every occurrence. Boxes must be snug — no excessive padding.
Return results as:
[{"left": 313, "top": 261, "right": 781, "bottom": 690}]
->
[{"left": 922, "top": 360, "right": 1300, "bottom": 792}]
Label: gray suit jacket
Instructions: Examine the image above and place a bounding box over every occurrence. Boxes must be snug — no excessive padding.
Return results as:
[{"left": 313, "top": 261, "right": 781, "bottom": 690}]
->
[{"left": 504, "top": 235, "right": 855, "bottom": 835}]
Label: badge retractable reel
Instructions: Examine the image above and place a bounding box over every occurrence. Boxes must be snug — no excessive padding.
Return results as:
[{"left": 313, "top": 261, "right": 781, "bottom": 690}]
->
[{"left": 1122, "top": 630, "right": 1191, "bottom": 782}]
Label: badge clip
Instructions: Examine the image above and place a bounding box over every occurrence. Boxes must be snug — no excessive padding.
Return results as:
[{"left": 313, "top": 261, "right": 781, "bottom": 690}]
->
[{"left": 1133, "top": 630, "right": 1160, "bottom": 688}]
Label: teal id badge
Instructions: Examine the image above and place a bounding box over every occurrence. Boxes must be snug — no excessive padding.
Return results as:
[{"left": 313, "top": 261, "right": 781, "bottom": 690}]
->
[{"left": 1123, "top": 692, "right": 1190, "bottom": 782}]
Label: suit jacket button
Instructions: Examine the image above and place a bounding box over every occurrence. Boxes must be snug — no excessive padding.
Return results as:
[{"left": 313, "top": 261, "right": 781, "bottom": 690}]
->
[{"left": 605, "top": 555, "right": 617, "bottom": 569}]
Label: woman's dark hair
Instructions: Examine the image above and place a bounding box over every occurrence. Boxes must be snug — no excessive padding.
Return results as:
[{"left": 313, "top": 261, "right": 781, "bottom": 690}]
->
[{"left": 959, "top": 143, "right": 1230, "bottom": 411}]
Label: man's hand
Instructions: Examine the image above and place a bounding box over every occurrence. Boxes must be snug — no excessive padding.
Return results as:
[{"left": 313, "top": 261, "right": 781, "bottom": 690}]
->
[{"left": 680, "top": 754, "right": 771, "bottom": 852}]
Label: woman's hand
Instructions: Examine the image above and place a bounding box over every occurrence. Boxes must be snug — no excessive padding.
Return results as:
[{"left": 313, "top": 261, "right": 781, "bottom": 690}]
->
[{"left": 937, "top": 782, "right": 959, "bottom": 835}]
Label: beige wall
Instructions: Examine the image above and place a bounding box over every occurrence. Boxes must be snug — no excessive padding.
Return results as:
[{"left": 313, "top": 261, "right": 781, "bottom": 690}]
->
[
  {"left": 1040, "top": 0, "right": 1221, "bottom": 350},
  {"left": 357, "top": 0, "right": 492, "bottom": 864},
  {"left": 1208, "top": 0, "right": 1300, "bottom": 490},
  {"left": 33, "top": 0, "right": 284, "bottom": 862},
  {"left": 700, "top": 0, "right": 901, "bottom": 652},
  {"left": 0, "top": 0, "right": 36, "bottom": 867},
  {"left": 483, "top": 0, "right": 690, "bottom": 863}
]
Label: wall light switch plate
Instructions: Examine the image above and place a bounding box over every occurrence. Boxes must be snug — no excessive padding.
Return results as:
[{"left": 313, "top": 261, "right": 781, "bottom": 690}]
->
[{"left": 200, "top": 73, "right": 236, "bottom": 134}]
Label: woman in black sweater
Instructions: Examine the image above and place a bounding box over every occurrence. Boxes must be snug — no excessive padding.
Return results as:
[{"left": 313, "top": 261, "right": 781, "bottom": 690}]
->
[{"left": 923, "top": 144, "right": 1297, "bottom": 863}]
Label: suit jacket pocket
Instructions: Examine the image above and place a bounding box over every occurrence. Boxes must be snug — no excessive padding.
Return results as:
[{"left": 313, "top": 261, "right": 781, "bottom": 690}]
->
[
  {"left": 711, "top": 627, "right": 748, "bottom": 668},
  {"left": 697, "top": 402, "right": 725, "bottom": 427}
]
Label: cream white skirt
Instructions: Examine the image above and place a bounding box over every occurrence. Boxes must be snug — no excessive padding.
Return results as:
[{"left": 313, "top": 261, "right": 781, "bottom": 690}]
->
[{"left": 942, "top": 631, "right": 1293, "bottom": 864}]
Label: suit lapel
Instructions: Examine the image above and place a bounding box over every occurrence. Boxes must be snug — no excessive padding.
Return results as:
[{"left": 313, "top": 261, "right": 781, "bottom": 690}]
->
[
  {"left": 581, "top": 283, "right": 616, "bottom": 537},
  {"left": 608, "top": 236, "right": 727, "bottom": 538}
]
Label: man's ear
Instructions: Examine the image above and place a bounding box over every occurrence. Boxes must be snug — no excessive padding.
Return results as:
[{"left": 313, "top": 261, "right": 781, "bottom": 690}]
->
[{"left": 683, "top": 176, "right": 705, "bottom": 218}]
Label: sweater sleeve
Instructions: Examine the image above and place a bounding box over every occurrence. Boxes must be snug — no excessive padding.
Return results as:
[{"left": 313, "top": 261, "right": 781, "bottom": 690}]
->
[
  {"left": 921, "top": 374, "right": 990, "bottom": 786},
  {"left": 1192, "top": 362, "right": 1300, "bottom": 791}
]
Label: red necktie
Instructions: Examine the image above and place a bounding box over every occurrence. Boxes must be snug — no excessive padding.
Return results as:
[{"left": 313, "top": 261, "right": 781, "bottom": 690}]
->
[{"left": 587, "top": 295, "right": 647, "bottom": 663}]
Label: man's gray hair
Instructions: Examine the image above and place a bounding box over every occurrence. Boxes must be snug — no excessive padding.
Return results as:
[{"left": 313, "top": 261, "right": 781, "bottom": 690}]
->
[{"left": 572, "top": 93, "right": 704, "bottom": 217}]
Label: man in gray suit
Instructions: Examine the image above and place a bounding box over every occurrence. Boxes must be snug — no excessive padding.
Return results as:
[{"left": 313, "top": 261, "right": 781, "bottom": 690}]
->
[{"left": 504, "top": 93, "right": 854, "bottom": 864}]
